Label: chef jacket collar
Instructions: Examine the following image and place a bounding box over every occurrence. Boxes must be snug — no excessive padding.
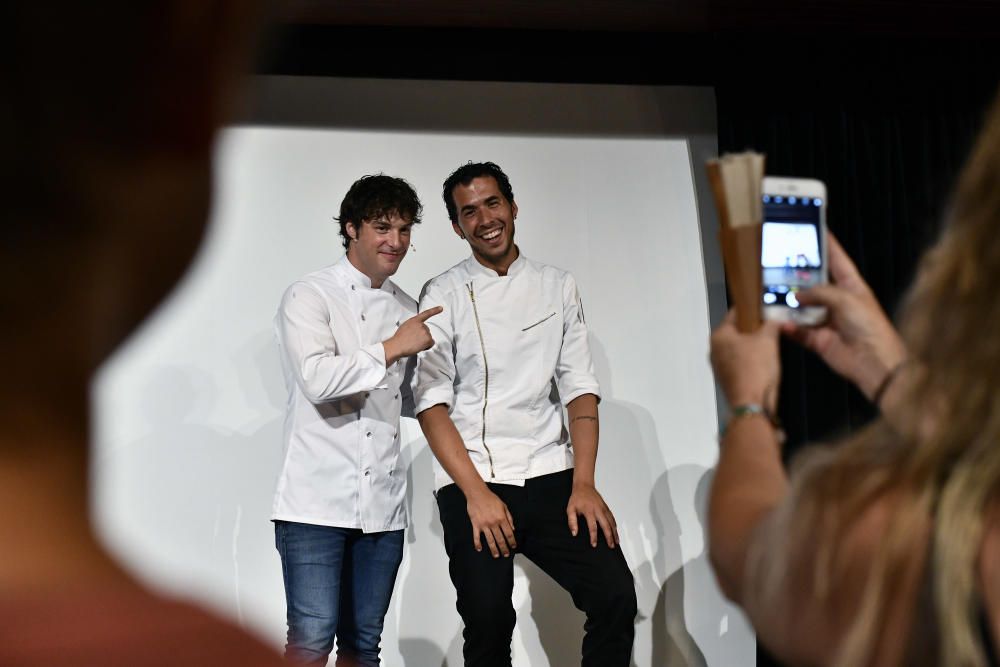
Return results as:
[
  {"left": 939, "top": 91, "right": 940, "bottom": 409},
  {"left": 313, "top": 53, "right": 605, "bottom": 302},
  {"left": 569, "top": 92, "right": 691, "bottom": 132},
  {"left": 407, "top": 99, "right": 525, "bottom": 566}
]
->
[
  {"left": 464, "top": 247, "right": 527, "bottom": 279},
  {"left": 336, "top": 254, "right": 395, "bottom": 292}
]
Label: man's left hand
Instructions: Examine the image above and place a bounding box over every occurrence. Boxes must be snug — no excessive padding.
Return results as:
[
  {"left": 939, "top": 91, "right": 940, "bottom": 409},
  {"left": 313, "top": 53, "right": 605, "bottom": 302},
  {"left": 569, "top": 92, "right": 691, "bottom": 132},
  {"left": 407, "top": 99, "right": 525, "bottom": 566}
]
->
[{"left": 567, "top": 483, "right": 619, "bottom": 548}]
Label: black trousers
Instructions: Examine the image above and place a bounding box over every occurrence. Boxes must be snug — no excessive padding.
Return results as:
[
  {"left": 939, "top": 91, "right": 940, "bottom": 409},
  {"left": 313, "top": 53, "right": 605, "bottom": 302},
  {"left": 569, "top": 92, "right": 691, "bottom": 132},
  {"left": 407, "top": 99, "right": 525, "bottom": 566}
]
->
[{"left": 436, "top": 469, "right": 637, "bottom": 667}]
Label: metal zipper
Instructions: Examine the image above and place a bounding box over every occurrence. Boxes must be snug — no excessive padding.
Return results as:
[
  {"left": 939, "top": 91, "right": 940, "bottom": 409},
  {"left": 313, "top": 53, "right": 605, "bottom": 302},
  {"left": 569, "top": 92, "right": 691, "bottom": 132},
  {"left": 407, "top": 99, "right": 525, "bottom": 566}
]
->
[{"left": 466, "top": 282, "right": 496, "bottom": 479}]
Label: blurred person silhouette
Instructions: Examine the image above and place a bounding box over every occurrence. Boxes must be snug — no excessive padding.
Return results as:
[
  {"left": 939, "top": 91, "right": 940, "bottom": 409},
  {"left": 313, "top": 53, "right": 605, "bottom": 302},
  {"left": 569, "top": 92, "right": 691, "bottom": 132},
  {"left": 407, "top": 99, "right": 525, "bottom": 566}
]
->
[
  {"left": 708, "top": 89, "right": 1000, "bottom": 666},
  {"left": 0, "top": 2, "right": 282, "bottom": 665}
]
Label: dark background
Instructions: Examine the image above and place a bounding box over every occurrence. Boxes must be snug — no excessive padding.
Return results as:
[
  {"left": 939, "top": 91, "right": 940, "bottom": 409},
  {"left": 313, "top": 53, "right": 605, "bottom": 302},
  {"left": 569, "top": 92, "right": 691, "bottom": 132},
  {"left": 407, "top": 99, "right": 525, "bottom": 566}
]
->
[{"left": 260, "top": 3, "right": 999, "bottom": 664}]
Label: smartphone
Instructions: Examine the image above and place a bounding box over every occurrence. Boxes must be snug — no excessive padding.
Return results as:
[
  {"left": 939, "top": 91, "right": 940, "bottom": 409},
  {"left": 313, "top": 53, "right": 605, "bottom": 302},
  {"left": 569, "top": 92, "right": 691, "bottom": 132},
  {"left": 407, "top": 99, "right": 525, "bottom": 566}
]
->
[{"left": 760, "top": 176, "right": 828, "bottom": 325}]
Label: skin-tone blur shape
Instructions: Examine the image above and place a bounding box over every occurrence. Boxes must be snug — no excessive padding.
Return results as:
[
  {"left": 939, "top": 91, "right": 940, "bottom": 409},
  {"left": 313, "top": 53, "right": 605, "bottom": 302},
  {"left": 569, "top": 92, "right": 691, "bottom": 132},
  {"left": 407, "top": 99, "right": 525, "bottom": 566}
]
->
[
  {"left": 2, "top": 0, "right": 258, "bottom": 595},
  {"left": 1, "top": 2, "right": 282, "bottom": 663}
]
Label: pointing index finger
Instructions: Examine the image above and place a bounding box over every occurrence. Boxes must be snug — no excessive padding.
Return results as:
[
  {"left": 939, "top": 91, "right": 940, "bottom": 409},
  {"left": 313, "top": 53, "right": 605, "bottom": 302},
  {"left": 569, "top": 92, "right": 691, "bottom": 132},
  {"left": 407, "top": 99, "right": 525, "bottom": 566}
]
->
[{"left": 416, "top": 305, "right": 444, "bottom": 321}]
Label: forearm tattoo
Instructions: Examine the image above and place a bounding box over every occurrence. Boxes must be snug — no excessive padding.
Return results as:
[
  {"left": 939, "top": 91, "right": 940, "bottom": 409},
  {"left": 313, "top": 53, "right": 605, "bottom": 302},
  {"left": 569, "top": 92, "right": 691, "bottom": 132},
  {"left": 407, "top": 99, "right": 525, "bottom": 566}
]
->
[{"left": 570, "top": 415, "right": 598, "bottom": 425}]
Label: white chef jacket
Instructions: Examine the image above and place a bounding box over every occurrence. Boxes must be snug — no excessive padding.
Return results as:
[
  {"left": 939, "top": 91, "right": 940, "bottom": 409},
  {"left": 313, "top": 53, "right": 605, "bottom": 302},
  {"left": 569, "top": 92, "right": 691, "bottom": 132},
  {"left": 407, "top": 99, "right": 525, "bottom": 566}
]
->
[
  {"left": 413, "top": 252, "right": 601, "bottom": 491},
  {"left": 271, "top": 256, "right": 417, "bottom": 532}
]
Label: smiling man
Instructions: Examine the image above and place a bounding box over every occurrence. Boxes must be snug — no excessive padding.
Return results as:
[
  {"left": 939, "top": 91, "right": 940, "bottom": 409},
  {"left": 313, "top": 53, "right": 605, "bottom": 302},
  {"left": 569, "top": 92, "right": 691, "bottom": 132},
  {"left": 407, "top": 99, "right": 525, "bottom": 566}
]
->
[
  {"left": 413, "top": 162, "right": 637, "bottom": 666},
  {"left": 272, "top": 174, "right": 442, "bottom": 666}
]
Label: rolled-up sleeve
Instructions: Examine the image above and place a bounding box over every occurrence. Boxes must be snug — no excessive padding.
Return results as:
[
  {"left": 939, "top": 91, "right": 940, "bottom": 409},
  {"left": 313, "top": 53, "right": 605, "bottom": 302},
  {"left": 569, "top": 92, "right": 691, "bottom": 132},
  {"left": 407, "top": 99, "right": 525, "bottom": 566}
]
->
[
  {"left": 412, "top": 281, "right": 456, "bottom": 415},
  {"left": 554, "top": 273, "right": 601, "bottom": 405},
  {"left": 277, "top": 282, "right": 388, "bottom": 403}
]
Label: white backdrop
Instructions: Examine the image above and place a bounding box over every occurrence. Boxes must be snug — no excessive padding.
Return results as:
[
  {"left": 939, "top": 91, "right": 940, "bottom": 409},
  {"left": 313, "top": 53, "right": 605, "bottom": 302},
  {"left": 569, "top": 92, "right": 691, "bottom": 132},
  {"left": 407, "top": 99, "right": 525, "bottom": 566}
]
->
[{"left": 92, "top": 79, "right": 753, "bottom": 666}]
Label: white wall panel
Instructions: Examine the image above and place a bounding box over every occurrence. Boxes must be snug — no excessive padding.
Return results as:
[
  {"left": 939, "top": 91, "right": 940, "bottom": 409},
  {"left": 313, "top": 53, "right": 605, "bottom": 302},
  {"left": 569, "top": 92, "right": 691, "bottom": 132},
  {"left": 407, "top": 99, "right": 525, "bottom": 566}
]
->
[{"left": 92, "top": 77, "right": 751, "bottom": 666}]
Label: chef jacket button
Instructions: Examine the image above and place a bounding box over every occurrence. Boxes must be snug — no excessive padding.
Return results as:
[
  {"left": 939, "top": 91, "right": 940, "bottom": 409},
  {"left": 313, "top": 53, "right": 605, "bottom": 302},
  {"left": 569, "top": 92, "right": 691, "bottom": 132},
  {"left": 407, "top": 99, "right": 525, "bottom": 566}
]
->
[
  {"left": 392, "top": 289, "right": 396, "bottom": 295},
  {"left": 364, "top": 470, "right": 370, "bottom": 477},
  {"left": 394, "top": 393, "right": 399, "bottom": 399},
  {"left": 366, "top": 431, "right": 372, "bottom": 438},
  {"left": 388, "top": 469, "right": 393, "bottom": 476},
  {"left": 351, "top": 284, "right": 356, "bottom": 290},
  {"left": 395, "top": 321, "right": 400, "bottom": 327},
  {"left": 393, "top": 431, "right": 398, "bottom": 438},
  {"left": 361, "top": 313, "right": 366, "bottom": 321}
]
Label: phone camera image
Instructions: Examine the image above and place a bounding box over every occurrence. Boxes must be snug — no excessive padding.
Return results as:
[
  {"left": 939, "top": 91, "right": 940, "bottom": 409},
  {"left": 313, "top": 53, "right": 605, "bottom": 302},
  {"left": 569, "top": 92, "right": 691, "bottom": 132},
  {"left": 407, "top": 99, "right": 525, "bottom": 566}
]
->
[{"left": 761, "top": 195, "right": 824, "bottom": 309}]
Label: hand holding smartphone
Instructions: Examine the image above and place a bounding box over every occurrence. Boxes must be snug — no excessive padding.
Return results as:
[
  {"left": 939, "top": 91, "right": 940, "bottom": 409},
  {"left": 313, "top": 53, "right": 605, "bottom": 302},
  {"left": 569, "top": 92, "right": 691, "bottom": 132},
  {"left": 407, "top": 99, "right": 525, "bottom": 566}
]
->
[{"left": 761, "top": 176, "right": 828, "bottom": 325}]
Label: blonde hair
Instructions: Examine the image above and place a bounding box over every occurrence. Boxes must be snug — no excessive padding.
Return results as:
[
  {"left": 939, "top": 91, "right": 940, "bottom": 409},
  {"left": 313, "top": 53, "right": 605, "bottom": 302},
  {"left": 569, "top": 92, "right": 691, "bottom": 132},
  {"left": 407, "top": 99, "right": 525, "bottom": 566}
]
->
[{"left": 765, "top": 89, "right": 1000, "bottom": 667}]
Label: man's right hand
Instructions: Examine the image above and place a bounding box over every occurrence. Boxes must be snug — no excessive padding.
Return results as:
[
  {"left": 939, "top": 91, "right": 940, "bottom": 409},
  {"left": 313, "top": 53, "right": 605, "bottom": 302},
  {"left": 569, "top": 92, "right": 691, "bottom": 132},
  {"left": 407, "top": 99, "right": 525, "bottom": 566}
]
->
[
  {"left": 416, "top": 405, "right": 517, "bottom": 557},
  {"left": 465, "top": 487, "right": 517, "bottom": 558},
  {"left": 384, "top": 306, "right": 443, "bottom": 365},
  {"left": 783, "top": 233, "right": 907, "bottom": 400}
]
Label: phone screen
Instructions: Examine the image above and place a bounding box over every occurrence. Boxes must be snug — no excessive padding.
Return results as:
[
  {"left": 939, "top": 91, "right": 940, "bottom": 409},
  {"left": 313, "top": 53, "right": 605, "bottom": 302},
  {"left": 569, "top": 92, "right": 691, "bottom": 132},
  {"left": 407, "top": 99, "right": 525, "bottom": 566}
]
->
[{"left": 761, "top": 194, "right": 824, "bottom": 308}]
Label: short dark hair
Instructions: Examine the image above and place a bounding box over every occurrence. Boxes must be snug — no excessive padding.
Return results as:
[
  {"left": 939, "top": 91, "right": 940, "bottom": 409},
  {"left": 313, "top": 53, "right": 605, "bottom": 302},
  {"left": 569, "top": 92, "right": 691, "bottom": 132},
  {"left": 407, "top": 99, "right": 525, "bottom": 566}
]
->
[
  {"left": 335, "top": 175, "right": 422, "bottom": 249},
  {"left": 442, "top": 162, "right": 515, "bottom": 224}
]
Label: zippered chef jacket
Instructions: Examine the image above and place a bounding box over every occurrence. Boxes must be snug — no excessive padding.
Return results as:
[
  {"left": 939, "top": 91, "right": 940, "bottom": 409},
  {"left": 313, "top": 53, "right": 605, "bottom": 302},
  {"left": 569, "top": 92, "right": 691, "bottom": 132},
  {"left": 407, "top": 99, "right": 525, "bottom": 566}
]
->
[
  {"left": 413, "top": 253, "right": 601, "bottom": 491},
  {"left": 272, "top": 256, "right": 417, "bottom": 532}
]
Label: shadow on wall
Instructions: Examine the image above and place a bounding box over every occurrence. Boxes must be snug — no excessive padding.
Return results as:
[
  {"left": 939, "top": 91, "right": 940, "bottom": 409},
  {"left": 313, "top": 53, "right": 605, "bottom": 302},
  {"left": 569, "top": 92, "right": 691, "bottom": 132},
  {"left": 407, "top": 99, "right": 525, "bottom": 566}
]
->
[
  {"left": 523, "top": 558, "right": 585, "bottom": 665},
  {"left": 646, "top": 467, "right": 710, "bottom": 667},
  {"left": 397, "top": 441, "right": 460, "bottom": 666},
  {"left": 396, "top": 638, "right": 447, "bottom": 667},
  {"left": 590, "top": 338, "right": 708, "bottom": 667},
  {"left": 106, "top": 349, "right": 284, "bottom": 622}
]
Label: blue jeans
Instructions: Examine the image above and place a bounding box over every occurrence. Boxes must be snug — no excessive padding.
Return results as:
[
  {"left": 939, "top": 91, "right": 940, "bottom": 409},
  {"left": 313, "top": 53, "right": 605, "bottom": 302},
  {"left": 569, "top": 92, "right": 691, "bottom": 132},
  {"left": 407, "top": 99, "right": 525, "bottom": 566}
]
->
[{"left": 274, "top": 521, "right": 404, "bottom": 666}]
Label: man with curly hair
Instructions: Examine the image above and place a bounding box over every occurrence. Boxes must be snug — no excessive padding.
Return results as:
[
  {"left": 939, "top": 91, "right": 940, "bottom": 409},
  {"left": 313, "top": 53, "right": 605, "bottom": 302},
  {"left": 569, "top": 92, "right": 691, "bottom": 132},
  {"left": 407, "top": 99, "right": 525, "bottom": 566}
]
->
[{"left": 272, "top": 174, "right": 442, "bottom": 666}]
